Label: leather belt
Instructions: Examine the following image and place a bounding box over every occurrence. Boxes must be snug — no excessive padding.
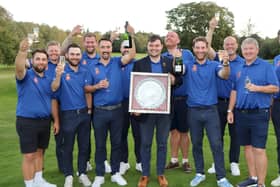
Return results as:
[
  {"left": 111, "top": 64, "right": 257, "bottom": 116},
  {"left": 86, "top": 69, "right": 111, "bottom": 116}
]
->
[
  {"left": 218, "top": 97, "right": 229, "bottom": 102},
  {"left": 95, "top": 103, "right": 122, "bottom": 111},
  {"left": 236, "top": 108, "right": 269, "bottom": 114}
]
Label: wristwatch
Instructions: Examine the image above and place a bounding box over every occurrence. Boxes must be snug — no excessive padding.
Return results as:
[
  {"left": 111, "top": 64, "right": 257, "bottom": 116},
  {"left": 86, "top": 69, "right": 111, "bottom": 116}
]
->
[{"left": 227, "top": 109, "right": 232, "bottom": 113}]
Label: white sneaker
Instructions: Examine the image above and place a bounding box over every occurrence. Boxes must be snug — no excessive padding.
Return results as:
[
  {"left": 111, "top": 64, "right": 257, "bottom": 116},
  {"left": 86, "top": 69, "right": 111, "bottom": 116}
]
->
[
  {"left": 119, "top": 162, "right": 130, "bottom": 175},
  {"left": 104, "top": 160, "right": 112, "bottom": 173},
  {"left": 111, "top": 172, "right": 127, "bottom": 186},
  {"left": 79, "top": 174, "right": 91, "bottom": 187},
  {"left": 271, "top": 175, "right": 280, "bottom": 187},
  {"left": 87, "top": 161, "right": 93, "bottom": 172},
  {"left": 207, "top": 163, "right": 215, "bottom": 174},
  {"left": 91, "top": 176, "right": 105, "bottom": 187},
  {"left": 64, "top": 176, "right": 73, "bottom": 187},
  {"left": 135, "top": 163, "right": 142, "bottom": 172},
  {"left": 34, "top": 178, "right": 57, "bottom": 187},
  {"left": 230, "top": 162, "right": 240, "bottom": 176}
]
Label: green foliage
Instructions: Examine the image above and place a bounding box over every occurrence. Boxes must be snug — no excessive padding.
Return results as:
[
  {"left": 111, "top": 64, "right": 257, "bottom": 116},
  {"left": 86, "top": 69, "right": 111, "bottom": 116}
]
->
[{"left": 166, "top": 1, "right": 235, "bottom": 50}]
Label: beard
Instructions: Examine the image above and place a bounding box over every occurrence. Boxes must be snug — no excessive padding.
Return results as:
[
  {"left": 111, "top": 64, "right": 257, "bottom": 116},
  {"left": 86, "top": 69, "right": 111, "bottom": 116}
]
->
[
  {"left": 33, "top": 65, "right": 46, "bottom": 73},
  {"left": 68, "top": 60, "right": 79, "bottom": 67}
]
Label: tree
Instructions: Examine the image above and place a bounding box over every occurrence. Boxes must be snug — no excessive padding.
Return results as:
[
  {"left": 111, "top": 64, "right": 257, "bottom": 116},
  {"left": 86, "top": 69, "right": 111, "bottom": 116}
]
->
[{"left": 165, "top": 1, "right": 235, "bottom": 50}]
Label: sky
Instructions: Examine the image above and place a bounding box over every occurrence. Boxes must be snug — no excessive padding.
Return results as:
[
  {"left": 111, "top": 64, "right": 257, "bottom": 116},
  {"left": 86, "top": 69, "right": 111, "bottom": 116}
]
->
[{"left": 0, "top": 0, "right": 278, "bottom": 38}]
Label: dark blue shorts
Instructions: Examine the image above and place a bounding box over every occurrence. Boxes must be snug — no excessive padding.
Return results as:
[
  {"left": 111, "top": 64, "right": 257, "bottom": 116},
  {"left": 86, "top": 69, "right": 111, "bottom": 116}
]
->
[
  {"left": 235, "top": 108, "right": 270, "bottom": 149},
  {"left": 170, "top": 97, "right": 189, "bottom": 133},
  {"left": 16, "top": 116, "right": 51, "bottom": 153}
]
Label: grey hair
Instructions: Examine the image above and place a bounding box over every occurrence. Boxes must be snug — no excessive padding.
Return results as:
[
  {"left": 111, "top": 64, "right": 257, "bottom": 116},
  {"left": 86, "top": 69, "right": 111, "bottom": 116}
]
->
[{"left": 241, "top": 37, "right": 259, "bottom": 49}]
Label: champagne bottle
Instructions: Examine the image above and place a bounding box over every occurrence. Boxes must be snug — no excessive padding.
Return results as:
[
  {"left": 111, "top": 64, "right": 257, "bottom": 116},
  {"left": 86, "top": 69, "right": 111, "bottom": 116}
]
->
[
  {"left": 123, "top": 21, "right": 132, "bottom": 48},
  {"left": 174, "top": 57, "right": 183, "bottom": 74}
]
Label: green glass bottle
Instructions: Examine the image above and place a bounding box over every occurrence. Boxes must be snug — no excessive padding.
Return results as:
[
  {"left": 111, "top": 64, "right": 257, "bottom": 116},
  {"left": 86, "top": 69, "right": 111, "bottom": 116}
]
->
[
  {"left": 174, "top": 57, "right": 183, "bottom": 74},
  {"left": 122, "top": 21, "right": 132, "bottom": 48}
]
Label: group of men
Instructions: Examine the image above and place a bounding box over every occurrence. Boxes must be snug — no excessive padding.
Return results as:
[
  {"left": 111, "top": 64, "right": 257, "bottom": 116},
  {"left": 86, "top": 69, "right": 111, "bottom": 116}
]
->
[{"left": 15, "top": 17, "right": 280, "bottom": 187}]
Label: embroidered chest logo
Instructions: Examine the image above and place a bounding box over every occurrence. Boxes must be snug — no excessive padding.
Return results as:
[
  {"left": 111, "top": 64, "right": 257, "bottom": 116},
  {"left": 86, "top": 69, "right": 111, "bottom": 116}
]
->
[
  {"left": 95, "top": 68, "right": 100, "bottom": 75},
  {"left": 66, "top": 73, "right": 71, "bottom": 81},
  {"left": 236, "top": 71, "right": 241, "bottom": 79},
  {"left": 192, "top": 64, "right": 197, "bottom": 72},
  {"left": 83, "top": 60, "right": 87, "bottom": 65},
  {"left": 33, "top": 77, "right": 38, "bottom": 84}
]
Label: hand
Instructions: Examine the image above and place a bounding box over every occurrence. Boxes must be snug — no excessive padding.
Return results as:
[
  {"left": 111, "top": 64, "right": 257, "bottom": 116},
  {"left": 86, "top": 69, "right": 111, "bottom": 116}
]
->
[
  {"left": 97, "top": 79, "right": 109, "bottom": 89},
  {"left": 245, "top": 83, "right": 259, "bottom": 92},
  {"left": 132, "top": 112, "right": 141, "bottom": 116},
  {"left": 227, "top": 112, "right": 234, "bottom": 124},
  {"left": 70, "top": 25, "right": 83, "bottom": 37},
  {"left": 110, "top": 30, "right": 120, "bottom": 41},
  {"left": 53, "top": 121, "right": 60, "bottom": 135},
  {"left": 169, "top": 73, "right": 176, "bottom": 85},
  {"left": 126, "top": 24, "right": 135, "bottom": 36},
  {"left": 19, "top": 39, "right": 29, "bottom": 53},
  {"left": 55, "top": 63, "right": 64, "bottom": 77},
  {"left": 209, "top": 17, "right": 218, "bottom": 30}
]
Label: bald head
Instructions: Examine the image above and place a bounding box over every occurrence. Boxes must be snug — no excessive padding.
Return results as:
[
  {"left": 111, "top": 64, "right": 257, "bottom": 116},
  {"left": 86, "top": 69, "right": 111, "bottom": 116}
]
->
[
  {"left": 165, "top": 31, "right": 180, "bottom": 49},
  {"left": 223, "top": 36, "right": 238, "bottom": 56}
]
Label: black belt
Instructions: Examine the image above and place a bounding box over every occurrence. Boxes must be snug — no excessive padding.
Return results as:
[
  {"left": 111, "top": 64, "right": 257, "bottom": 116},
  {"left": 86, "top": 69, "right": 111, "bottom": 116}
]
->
[
  {"left": 191, "top": 105, "right": 217, "bottom": 110},
  {"left": 218, "top": 97, "right": 229, "bottom": 102},
  {"left": 174, "top": 96, "right": 187, "bottom": 100},
  {"left": 62, "top": 107, "right": 88, "bottom": 114},
  {"left": 236, "top": 108, "right": 269, "bottom": 114},
  {"left": 17, "top": 116, "right": 52, "bottom": 120},
  {"left": 274, "top": 98, "right": 280, "bottom": 102},
  {"left": 95, "top": 103, "right": 122, "bottom": 111}
]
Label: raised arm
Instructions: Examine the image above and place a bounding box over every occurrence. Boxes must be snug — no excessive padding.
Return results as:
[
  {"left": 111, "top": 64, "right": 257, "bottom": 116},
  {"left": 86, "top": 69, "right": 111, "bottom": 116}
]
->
[
  {"left": 206, "top": 17, "right": 218, "bottom": 60},
  {"left": 121, "top": 24, "right": 136, "bottom": 65},
  {"left": 15, "top": 39, "right": 29, "bottom": 80},
  {"left": 61, "top": 25, "right": 83, "bottom": 55}
]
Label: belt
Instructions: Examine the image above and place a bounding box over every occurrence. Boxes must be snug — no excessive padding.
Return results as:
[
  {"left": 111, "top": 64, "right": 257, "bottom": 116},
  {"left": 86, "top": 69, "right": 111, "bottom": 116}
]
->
[
  {"left": 191, "top": 105, "right": 217, "bottom": 110},
  {"left": 174, "top": 96, "right": 187, "bottom": 100},
  {"left": 95, "top": 103, "right": 122, "bottom": 111},
  {"left": 218, "top": 97, "right": 229, "bottom": 102},
  {"left": 236, "top": 108, "right": 269, "bottom": 114},
  {"left": 274, "top": 98, "right": 280, "bottom": 102},
  {"left": 62, "top": 107, "right": 88, "bottom": 114}
]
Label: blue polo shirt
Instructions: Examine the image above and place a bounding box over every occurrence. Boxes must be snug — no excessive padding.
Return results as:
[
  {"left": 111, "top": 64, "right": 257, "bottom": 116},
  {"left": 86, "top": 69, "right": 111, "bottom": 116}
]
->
[
  {"left": 45, "top": 61, "right": 57, "bottom": 79},
  {"left": 121, "top": 60, "right": 135, "bottom": 100},
  {"left": 87, "top": 57, "right": 123, "bottom": 106},
  {"left": 16, "top": 69, "right": 53, "bottom": 118},
  {"left": 80, "top": 52, "right": 100, "bottom": 67},
  {"left": 162, "top": 49, "right": 194, "bottom": 97},
  {"left": 151, "top": 60, "right": 163, "bottom": 73},
  {"left": 55, "top": 63, "right": 89, "bottom": 111},
  {"left": 233, "top": 57, "right": 279, "bottom": 109},
  {"left": 185, "top": 59, "right": 223, "bottom": 107},
  {"left": 274, "top": 55, "right": 280, "bottom": 99},
  {"left": 215, "top": 54, "right": 244, "bottom": 98}
]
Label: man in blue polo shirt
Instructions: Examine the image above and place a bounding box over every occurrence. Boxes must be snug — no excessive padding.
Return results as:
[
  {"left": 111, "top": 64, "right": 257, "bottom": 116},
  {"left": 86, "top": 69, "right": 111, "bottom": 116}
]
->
[
  {"left": 185, "top": 36, "right": 233, "bottom": 187},
  {"left": 206, "top": 17, "right": 244, "bottom": 176},
  {"left": 51, "top": 43, "right": 92, "bottom": 187},
  {"left": 227, "top": 38, "right": 279, "bottom": 187},
  {"left": 162, "top": 31, "right": 194, "bottom": 173},
  {"left": 118, "top": 40, "right": 142, "bottom": 175},
  {"left": 15, "top": 39, "right": 58, "bottom": 187},
  {"left": 62, "top": 27, "right": 101, "bottom": 172},
  {"left": 272, "top": 56, "right": 280, "bottom": 185},
  {"left": 271, "top": 30, "right": 280, "bottom": 187},
  {"left": 85, "top": 24, "right": 136, "bottom": 187}
]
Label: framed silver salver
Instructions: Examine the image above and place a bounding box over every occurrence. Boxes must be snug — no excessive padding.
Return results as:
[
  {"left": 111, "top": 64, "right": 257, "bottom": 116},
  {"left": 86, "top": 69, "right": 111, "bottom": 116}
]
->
[{"left": 129, "top": 72, "right": 171, "bottom": 114}]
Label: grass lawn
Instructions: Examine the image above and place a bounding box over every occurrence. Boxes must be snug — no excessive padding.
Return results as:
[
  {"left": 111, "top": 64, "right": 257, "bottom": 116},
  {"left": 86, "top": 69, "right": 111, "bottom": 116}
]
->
[{"left": 0, "top": 66, "right": 279, "bottom": 187}]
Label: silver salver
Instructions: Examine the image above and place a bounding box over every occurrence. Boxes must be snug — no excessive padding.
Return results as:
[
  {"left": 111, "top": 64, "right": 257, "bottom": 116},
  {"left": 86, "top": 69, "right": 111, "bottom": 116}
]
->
[{"left": 129, "top": 72, "right": 171, "bottom": 114}]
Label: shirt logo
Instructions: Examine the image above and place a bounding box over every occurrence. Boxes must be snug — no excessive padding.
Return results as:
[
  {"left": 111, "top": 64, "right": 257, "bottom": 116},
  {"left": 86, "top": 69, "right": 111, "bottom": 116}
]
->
[
  {"left": 192, "top": 64, "right": 197, "bottom": 72},
  {"left": 33, "top": 77, "right": 38, "bottom": 84},
  {"left": 277, "top": 60, "right": 280, "bottom": 67},
  {"left": 162, "top": 62, "right": 166, "bottom": 67},
  {"left": 95, "top": 68, "right": 100, "bottom": 75},
  {"left": 83, "top": 60, "right": 87, "bottom": 65},
  {"left": 236, "top": 71, "right": 241, "bottom": 79},
  {"left": 66, "top": 73, "right": 71, "bottom": 81}
]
